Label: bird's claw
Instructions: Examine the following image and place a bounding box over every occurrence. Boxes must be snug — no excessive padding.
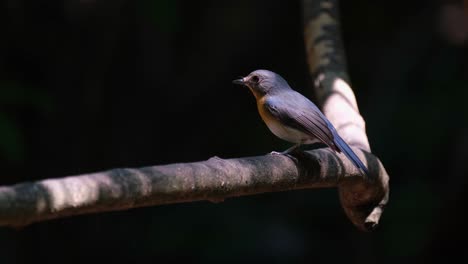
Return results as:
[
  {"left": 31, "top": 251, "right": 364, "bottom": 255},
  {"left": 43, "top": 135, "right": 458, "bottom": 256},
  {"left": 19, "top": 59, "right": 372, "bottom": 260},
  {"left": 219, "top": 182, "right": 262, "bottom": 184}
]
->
[
  {"left": 269, "top": 151, "right": 298, "bottom": 163},
  {"left": 270, "top": 151, "right": 284, "bottom": 155}
]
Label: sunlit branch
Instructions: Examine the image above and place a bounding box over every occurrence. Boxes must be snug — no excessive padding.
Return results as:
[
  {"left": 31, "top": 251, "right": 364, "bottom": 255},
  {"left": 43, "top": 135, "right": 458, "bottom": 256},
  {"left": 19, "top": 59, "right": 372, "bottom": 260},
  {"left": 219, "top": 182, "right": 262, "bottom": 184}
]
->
[
  {"left": 0, "top": 149, "right": 384, "bottom": 228},
  {"left": 303, "top": 0, "right": 389, "bottom": 230}
]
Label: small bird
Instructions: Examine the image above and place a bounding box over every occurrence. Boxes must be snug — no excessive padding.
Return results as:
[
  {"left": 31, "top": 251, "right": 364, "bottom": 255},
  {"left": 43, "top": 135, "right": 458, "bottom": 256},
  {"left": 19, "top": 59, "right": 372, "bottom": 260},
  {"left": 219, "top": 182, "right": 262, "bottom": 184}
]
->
[{"left": 233, "top": 69, "right": 369, "bottom": 175}]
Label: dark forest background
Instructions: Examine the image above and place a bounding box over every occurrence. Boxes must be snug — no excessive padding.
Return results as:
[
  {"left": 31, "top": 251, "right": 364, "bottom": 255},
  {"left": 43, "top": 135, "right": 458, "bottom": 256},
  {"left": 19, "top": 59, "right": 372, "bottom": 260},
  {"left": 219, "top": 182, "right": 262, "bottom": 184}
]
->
[{"left": 1, "top": 0, "right": 467, "bottom": 263}]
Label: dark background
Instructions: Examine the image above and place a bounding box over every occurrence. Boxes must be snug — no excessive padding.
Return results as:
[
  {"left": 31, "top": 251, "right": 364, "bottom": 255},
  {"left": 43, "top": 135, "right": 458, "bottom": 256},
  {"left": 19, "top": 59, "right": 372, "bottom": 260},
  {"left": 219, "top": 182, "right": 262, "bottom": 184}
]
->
[{"left": 1, "top": 0, "right": 467, "bottom": 263}]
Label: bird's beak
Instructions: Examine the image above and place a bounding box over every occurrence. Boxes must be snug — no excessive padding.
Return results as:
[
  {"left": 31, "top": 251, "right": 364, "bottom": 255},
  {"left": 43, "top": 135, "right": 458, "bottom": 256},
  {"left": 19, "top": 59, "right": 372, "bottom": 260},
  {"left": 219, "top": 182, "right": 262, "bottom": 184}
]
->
[{"left": 232, "top": 77, "right": 246, "bottom": 85}]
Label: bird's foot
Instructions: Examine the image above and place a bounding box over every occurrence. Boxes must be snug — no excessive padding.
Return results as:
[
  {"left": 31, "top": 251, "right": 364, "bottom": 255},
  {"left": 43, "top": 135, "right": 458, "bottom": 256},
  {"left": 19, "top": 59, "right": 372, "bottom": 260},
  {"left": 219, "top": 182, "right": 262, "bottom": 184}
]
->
[
  {"left": 269, "top": 149, "right": 299, "bottom": 163},
  {"left": 270, "top": 151, "right": 285, "bottom": 155},
  {"left": 282, "top": 144, "right": 302, "bottom": 154}
]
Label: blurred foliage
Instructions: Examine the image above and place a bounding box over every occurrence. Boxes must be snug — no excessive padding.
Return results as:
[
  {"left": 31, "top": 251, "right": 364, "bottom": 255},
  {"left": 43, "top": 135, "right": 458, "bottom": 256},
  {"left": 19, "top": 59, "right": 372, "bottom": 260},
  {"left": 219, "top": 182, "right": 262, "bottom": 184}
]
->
[
  {"left": 141, "top": 0, "right": 179, "bottom": 32},
  {"left": 0, "top": 112, "right": 23, "bottom": 162},
  {"left": 0, "top": 82, "right": 52, "bottom": 162}
]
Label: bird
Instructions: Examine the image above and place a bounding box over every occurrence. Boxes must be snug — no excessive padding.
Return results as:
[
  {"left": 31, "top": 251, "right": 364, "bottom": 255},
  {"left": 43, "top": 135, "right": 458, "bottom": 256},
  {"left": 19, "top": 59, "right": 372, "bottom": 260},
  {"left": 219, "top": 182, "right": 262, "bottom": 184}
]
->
[{"left": 233, "top": 69, "right": 369, "bottom": 175}]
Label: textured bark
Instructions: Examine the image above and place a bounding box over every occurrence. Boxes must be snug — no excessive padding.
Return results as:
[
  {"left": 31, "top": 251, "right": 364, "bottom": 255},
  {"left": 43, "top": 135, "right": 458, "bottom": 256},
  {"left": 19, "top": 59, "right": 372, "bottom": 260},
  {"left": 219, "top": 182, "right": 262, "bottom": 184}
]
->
[
  {"left": 0, "top": 149, "right": 384, "bottom": 228},
  {"left": 303, "top": 0, "right": 389, "bottom": 231},
  {"left": 0, "top": 0, "right": 389, "bottom": 231}
]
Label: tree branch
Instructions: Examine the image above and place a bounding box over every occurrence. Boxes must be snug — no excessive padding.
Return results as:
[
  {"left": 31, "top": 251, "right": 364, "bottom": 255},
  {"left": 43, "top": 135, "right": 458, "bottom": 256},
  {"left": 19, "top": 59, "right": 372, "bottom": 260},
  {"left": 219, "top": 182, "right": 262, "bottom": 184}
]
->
[
  {"left": 0, "top": 149, "right": 385, "bottom": 229},
  {"left": 0, "top": 0, "right": 389, "bottom": 231},
  {"left": 303, "top": 0, "right": 389, "bottom": 231}
]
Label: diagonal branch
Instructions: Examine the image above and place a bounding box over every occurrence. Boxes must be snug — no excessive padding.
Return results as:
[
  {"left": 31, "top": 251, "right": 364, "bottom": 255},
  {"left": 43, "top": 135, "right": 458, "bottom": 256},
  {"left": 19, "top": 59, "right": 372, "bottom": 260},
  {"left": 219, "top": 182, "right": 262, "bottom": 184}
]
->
[
  {"left": 0, "top": 0, "right": 389, "bottom": 231},
  {"left": 303, "top": 0, "right": 389, "bottom": 231}
]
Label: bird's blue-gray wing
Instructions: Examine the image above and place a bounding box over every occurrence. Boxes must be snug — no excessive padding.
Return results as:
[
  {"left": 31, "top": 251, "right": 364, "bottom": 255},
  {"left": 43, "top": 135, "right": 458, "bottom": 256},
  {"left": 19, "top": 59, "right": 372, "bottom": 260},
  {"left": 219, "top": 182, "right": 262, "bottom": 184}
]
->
[
  {"left": 264, "top": 96, "right": 339, "bottom": 151},
  {"left": 264, "top": 94, "right": 369, "bottom": 175}
]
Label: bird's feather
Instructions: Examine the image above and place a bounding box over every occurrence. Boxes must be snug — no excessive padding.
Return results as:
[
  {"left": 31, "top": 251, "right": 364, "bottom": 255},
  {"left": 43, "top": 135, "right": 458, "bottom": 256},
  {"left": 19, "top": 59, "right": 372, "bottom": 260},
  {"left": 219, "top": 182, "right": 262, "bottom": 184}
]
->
[
  {"left": 264, "top": 94, "right": 338, "bottom": 151},
  {"left": 264, "top": 92, "right": 369, "bottom": 175},
  {"left": 333, "top": 133, "right": 370, "bottom": 175}
]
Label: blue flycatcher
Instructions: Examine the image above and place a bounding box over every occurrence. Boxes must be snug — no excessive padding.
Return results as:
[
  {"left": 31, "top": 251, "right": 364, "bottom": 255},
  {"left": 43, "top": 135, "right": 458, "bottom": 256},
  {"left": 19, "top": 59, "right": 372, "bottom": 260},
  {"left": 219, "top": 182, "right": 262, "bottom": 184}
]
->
[{"left": 233, "top": 69, "right": 369, "bottom": 175}]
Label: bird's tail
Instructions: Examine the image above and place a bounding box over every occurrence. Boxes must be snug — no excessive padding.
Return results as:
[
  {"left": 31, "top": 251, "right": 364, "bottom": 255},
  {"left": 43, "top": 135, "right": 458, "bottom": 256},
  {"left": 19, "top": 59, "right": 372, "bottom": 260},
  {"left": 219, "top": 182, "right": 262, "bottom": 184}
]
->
[{"left": 333, "top": 134, "right": 369, "bottom": 175}]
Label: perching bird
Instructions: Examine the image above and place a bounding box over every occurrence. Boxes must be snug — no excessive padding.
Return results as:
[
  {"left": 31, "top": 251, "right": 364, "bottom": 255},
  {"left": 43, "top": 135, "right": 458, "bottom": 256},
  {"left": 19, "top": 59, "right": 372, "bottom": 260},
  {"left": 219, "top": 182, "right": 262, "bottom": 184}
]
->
[{"left": 233, "top": 69, "right": 369, "bottom": 175}]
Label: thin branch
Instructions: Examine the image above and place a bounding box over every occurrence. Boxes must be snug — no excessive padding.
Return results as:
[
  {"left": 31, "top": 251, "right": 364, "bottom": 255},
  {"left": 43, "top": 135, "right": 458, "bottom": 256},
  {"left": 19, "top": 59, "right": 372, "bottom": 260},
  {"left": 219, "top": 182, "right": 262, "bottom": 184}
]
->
[
  {"left": 0, "top": 0, "right": 389, "bottom": 231},
  {"left": 303, "top": 0, "right": 389, "bottom": 231}
]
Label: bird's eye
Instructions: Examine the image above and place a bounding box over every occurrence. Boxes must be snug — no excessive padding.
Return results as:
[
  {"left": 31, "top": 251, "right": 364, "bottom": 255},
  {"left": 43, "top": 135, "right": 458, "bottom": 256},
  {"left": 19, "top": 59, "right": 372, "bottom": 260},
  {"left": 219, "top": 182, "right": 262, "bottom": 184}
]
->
[{"left": 250, "top": 75, "right": 260, "bottom": 83}]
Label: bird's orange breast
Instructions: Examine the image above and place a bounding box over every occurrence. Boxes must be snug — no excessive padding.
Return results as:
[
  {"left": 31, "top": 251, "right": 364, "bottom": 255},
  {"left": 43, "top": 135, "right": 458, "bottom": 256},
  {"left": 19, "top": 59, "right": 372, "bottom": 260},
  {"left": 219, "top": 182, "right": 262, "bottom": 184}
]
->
[{"left": 257, "top": 96, "right": 274, "bottom": 124}]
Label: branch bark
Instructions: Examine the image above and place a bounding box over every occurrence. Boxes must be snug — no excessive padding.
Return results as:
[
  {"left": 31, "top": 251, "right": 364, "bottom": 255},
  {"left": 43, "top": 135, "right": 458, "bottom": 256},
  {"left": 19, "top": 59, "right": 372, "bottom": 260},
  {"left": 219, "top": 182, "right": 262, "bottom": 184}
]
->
[
  {"left": 0, "top": 0, "right": 389, "bottom": 231},
  {"left": 0, "top": 150, "right": 385, "bottom": 228},
  {"left": 303, "top": 0, "right": 389, "bottom": 230}
]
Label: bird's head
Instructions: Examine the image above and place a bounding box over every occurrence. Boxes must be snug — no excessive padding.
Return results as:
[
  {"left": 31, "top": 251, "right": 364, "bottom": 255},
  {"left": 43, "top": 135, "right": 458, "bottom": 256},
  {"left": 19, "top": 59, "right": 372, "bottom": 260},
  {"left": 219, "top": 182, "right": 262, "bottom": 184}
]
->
[{"left": 233, "top": 69, "right": 290, "bottom": 98}]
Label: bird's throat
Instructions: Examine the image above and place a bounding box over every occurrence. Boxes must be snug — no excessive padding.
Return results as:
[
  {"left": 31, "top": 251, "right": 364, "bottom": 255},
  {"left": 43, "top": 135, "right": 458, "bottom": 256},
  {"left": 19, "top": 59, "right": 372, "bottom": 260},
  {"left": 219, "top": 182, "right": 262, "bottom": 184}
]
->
[{"left": 248, "top": 87, "right": 263, "bottom": 100}]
